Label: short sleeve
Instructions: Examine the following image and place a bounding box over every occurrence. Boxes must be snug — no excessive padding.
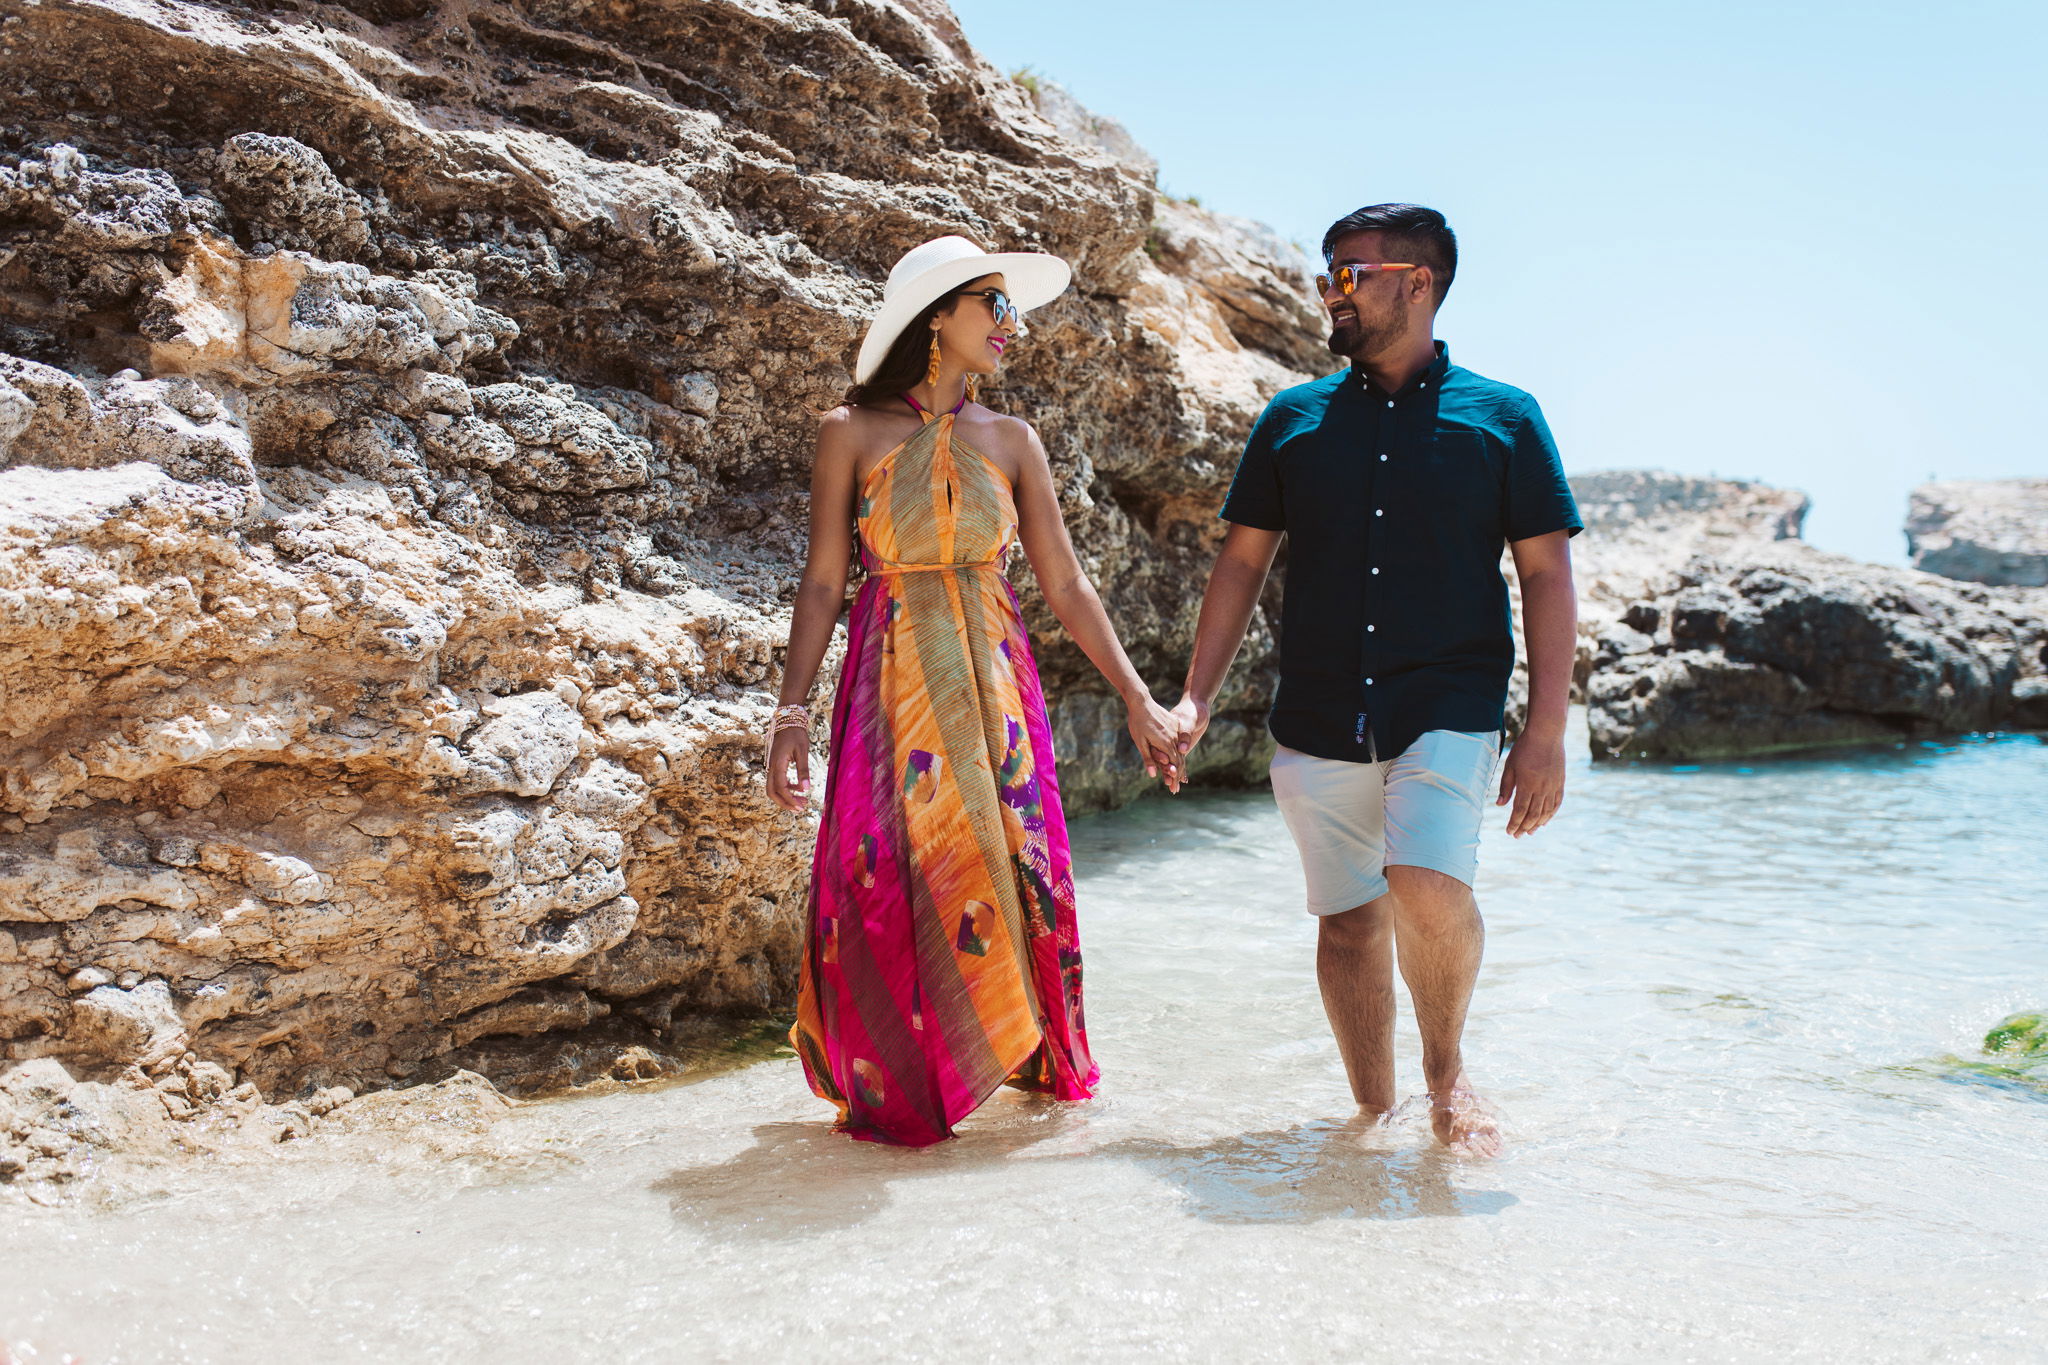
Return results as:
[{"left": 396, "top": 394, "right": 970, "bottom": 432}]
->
[
  {"left": 1504, "top": 397, "right": 1582, "bottom": 542},
  {"left": 1219, "top": 402, "right": 1286, "bottom": 530}
]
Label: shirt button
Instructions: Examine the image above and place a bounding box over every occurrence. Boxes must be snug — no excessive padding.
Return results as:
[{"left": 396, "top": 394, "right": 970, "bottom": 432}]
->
[
  {"left": 1367, "top": 624, "right": 1376, "bottom": 632},
  {"left": 1374, "top": 508, "right": 1383, "bottom": 517},
  {"left": 1371, "top": 567, "right": 1380, "bottom": 575},
  {"left": 1366, "top": 677, "right": 1375, "bottom": 686},
  {"left": 1385, "top": 400, "right": 1394, "bottom": 409},
  {"left": 1379, "top": 453, "right": 1388, "bottom": 461}
]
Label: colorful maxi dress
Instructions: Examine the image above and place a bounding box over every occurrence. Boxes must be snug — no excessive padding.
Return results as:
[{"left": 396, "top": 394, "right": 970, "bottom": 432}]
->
[{"left": 791, "top": 401, "right": 1098, "bottom": 1145}]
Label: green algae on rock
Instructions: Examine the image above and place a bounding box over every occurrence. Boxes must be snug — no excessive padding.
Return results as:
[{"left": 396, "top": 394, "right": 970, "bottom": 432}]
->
[
  {"left": 1918, "top": 1011, "right": 2048, "bottom": 1097},
  {"left": 1984, "top": 1012, "right": 2048, "bottom": 1057}
]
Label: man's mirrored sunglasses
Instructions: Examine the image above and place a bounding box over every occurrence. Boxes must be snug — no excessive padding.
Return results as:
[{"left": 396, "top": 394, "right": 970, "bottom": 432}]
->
[{"left": 1315, "top": 263, "right": 1418, "bottom": 295}]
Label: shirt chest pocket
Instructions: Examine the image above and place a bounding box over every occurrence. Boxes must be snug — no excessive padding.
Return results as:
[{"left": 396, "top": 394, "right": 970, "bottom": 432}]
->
[{"left": 1416, "top": 430, "right": 1500, "bottom": 529}]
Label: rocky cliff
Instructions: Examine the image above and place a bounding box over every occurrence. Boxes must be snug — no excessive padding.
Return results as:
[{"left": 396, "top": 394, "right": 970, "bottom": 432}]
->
[
  {"left": 1907, "top": 478, "right": 2048, "bottom": 588},
  {"left": 0, "top": 0, "right": 1321, "bottom": 1125}
]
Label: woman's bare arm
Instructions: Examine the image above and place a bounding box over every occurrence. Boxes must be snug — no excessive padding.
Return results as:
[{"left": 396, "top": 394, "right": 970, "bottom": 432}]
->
[
  {"left": 767, "top": 409, "right": 860, "bottom": 809},
  {"left": 1007, "top": 420, "right": 1183, "bottom": 789}
]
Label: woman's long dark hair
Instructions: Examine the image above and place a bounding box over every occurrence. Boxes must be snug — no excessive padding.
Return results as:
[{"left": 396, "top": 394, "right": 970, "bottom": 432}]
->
[{"left": 843, "top": 294, "right": 955, "bottom": 410}]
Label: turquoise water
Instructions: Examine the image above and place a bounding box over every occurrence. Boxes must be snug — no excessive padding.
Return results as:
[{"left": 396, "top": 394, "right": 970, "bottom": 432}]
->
[{"left": 3, "top": 718, "right": 2045, "bottom": 1361}]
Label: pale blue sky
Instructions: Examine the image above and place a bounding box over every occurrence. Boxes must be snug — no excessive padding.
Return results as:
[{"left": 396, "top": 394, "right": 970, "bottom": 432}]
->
[{"left": 947, "top": 0, "right": 2046, "bottom": 564}]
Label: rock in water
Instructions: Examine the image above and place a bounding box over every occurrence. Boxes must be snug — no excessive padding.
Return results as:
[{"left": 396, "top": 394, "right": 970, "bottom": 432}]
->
[
  {"left": 1555, "top": 471, "right": 2048, "bottom": 760},
  {"left": 1499, "top": 469, "right": 1812, "bottom": 736},
  {"left": 1907, "top": 479, "right": 2048, "bottom": 588},
  {"left": 1563, "top": 469, "right": 1811, "bottom": 646},
  {"left": 1941, "top": 1011, "right": 2048, "bottom": 1097},
  {"left": 0, "top": 1, "right": 1318, "bottom": 1099},
  {"left": 1985, "top": 1013, "right": 2048, "bottom": 1057},
  {"left": 1584, "top": 544, "right": 2048, "bottom": 759}
]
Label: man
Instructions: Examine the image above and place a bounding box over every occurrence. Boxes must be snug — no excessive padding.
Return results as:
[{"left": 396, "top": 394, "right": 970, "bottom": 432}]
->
[{"left": 1172, "top": 204, "right": 1580, "bottom": 1155}]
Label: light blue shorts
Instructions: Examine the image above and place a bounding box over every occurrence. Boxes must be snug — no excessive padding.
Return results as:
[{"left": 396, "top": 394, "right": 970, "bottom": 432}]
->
[{"left": 1269, "top": 730, "right": 1502, "bottom": 916}]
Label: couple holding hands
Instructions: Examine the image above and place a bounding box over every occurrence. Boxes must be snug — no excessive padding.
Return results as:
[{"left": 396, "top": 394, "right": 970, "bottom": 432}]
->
[{"left": 766, "top": 203, "right": 1581, "bottom": 1154}]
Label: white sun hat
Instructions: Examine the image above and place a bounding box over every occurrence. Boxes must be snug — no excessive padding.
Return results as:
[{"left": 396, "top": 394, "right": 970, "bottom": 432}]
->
[{"left": 853, "top": 235, "right": 1071, "bottom": 383}]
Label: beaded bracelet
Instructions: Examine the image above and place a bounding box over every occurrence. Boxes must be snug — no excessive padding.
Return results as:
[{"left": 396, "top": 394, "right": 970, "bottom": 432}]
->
[{"left": 765, "top": 704, "right": 811, "bottom": 765}]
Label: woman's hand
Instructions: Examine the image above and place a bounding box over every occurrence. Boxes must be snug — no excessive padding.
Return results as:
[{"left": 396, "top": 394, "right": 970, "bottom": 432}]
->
[
  {"left": 1126, "top": 694, "right": 1186, "bottom": 794},
  {"left": 767, "top": 725, "right": 813, "bottom": 810}
]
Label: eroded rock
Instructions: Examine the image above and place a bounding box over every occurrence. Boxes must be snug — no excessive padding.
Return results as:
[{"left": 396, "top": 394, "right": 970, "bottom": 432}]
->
[
  {"left": 1584, "top": 544, "right": 2048, "bottom": 758},
  {"left": 1907, "top": 479, "right": 2048, "bottom": 588},
  {"left": 0, "top": 0, "right": 1318, "bottom": 1111},
  {"left": 0, "top": 1053, "right": 524, "bottom": 1202}
]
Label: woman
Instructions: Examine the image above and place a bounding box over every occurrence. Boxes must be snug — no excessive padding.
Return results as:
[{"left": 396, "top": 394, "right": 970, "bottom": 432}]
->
[{"left": 767, "top": 235, "right": 1182, "bottom": 1146}]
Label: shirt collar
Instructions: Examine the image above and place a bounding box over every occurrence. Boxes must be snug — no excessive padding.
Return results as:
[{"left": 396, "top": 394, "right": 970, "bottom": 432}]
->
[{"left": 1349, "top": 340, "right": 1450, "bottom": 399}]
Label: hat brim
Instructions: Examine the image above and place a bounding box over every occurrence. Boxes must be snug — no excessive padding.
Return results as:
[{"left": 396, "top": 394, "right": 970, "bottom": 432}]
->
[{"left": 853, "top": 251, "right": 1071, "bottom": 384}]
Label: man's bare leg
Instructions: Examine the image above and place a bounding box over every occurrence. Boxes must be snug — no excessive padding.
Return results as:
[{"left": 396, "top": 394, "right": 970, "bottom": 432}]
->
[
  {"left": 1316, "top": 898, "right": 1397, "bottom": 1116},
  {"left": 1386, "top": 864, "right": 1501, "bottom": 1156}
]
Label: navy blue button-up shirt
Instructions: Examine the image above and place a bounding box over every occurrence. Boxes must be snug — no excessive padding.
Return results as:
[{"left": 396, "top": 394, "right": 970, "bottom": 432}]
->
[{"left": 1220, "top": 343, "right": 1581, "bottom": 764}]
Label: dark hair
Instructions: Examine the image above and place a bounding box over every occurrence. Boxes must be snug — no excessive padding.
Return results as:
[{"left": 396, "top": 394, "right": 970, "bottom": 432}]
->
[
  {"left": 844, "top": 294, "right": 955, "bottom": 410},
  {"left": 1321, "top": 203, "right": 1457, "bottom": 305}
]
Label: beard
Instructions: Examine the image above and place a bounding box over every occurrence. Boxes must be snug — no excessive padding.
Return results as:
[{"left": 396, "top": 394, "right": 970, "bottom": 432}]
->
[{"left": 1325, "top": 299, "right": 1402, "bottom": 359}]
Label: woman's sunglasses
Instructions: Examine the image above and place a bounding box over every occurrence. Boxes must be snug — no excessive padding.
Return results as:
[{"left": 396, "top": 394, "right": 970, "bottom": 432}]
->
[
  {"left": 954, "top": 287, "right": 1021, "bottom": 327},
  {"left": 1314, "top": 263, "right": 1417, "bottom": 296}
]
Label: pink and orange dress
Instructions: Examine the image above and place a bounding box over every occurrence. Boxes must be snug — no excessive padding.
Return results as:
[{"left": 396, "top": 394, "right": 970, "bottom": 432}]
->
[{"left": 790, "top": 398, "right": 1098, "bottom": 1145}]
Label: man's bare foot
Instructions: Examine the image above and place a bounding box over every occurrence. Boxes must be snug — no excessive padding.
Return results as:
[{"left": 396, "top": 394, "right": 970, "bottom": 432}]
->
[{"left": 1429, "top": 1081, "right": 1504, "bottom": 1158}]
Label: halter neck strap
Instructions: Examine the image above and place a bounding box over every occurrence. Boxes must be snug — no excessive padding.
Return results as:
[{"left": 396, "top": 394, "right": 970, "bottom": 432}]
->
[{"left": 901, "top": 391, "right": 967, "bottom": 422}]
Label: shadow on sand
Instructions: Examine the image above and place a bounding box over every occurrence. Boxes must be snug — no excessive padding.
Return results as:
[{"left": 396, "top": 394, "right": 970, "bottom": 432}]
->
[{"left": 652, "top": 1110, "right": 1515, "bottom": 1238}]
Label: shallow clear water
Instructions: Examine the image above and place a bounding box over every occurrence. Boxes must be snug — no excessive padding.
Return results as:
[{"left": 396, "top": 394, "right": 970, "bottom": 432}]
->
[{"left": 5, "top": 717, "right": 2047, "bottom": 1362}]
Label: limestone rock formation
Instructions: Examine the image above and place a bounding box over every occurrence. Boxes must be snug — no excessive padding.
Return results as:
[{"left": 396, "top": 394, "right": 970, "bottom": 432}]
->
[
  {"left": 1907, "top": 479, "right": 2048, "bottom": 588},
  {"left": 1496, "top": 470, "right": 1810, "bottom": 733},
  {"left": 1566, "top": 469, "right": 1810, "bottom": 653},
  {"left": 1023, "top": 77, "right": 1159, "bottom": 187},
  {"left": 0, "top": 1049, "right": 537, "bottom": 1204},
  {"left": 1573, "top": 475, "right": 2048, "bottom": 758},
  {"left": 0, "top": 0, "right": 1323, "bottom": 1118}
]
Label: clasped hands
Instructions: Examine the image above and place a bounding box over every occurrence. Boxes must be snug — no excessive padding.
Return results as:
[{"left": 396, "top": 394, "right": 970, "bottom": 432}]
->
[{"left": 1125, "top": 691, "right": 1211, "bottom": 796}]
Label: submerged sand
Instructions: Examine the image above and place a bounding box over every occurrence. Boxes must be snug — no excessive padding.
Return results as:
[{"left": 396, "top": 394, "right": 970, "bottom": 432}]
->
[{"left": 5, "top": 721, "right": 2046, "bottom": 1362}]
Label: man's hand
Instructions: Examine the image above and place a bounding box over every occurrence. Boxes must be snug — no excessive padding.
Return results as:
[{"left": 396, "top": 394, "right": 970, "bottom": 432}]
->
[
  {"left": 1495, "top": 728, "right": 1565, "bottom": 837},
  {"left": 1126, "top": 693, "right": 1187, "bottom": 793},
  {"left": 1171, "top": 694, "right": 1212, "bottom": 767}
]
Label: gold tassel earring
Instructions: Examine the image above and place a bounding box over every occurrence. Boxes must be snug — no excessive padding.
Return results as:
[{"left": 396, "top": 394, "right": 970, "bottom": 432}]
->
[
  {"left": 925, "top": 332, "right": 941, "bottom": 387},
  {"left": 965, "top": 373, "right": 980, "bottom": 404}
]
